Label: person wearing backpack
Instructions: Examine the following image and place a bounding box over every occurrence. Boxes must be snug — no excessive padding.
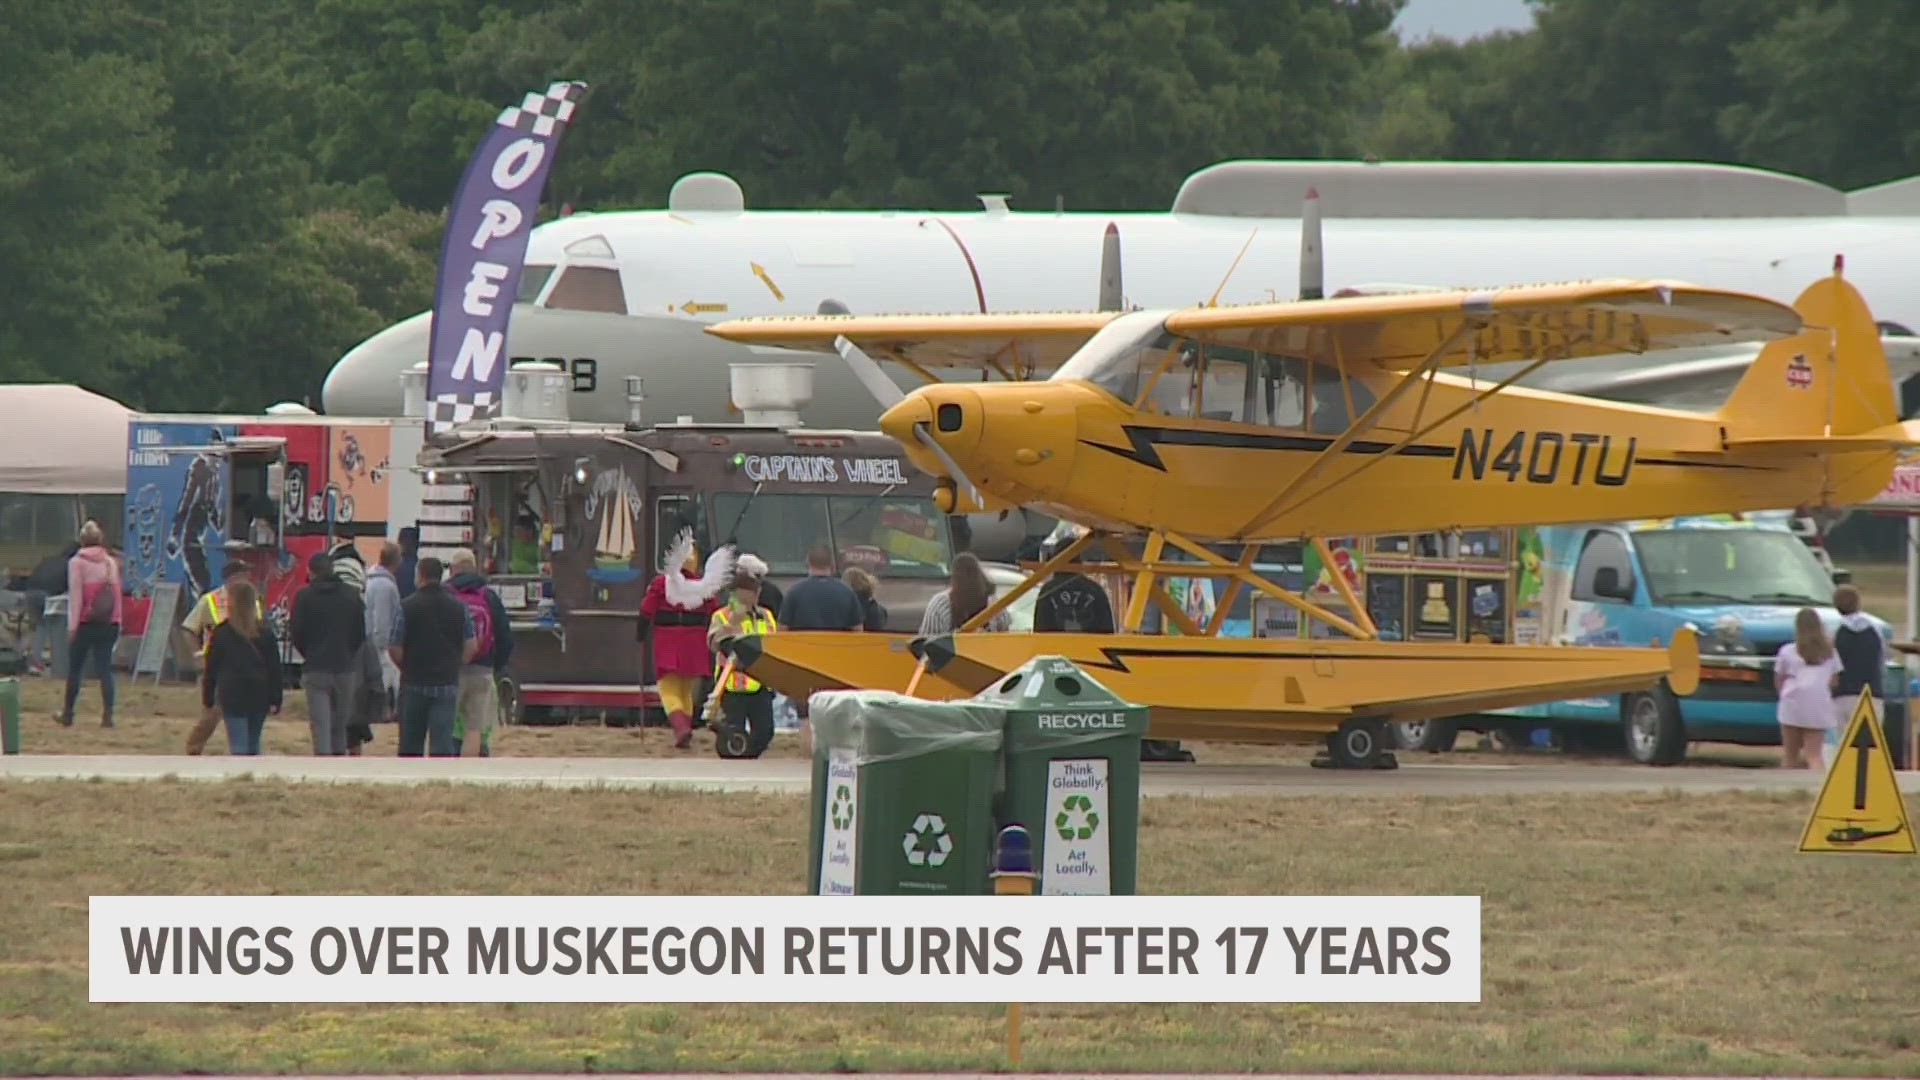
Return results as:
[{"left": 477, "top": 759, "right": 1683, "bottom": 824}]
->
[
  {"left": 448, "top": 549, "right": 509, "bottom": 757},
  {"left": 60, "top": 520, "right": 122, "bottom": 728}
]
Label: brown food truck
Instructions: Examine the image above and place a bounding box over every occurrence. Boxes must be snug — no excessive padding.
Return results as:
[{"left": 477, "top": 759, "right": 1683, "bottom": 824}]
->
[{"left": 412, "top": 416, "right": 962, "bottom": 730}]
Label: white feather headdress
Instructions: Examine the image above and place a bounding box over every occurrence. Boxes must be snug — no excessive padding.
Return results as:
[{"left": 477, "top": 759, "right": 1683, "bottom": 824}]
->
[
  {"left": 660, "top": 527, "right": 735, "bottom": 607},
  {"left": 735, "top": 553, "right": 768, "bottom": 579}
]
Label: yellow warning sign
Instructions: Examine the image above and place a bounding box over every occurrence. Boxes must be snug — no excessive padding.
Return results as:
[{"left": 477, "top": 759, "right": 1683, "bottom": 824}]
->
[{"left": 1797, "top": 688, "right": 1916, "bottom": 855}]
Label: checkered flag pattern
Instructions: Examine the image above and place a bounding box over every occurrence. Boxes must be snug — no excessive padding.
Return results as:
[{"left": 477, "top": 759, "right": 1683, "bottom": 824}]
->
[
  {"left": 428, "top": 390, "right": 498, "bottom": 431},
  {"left": 496, "top": 81, "right": 587, "bottom": 138}
]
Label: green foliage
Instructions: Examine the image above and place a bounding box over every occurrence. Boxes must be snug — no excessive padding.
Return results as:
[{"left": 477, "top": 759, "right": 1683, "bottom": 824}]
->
[{"left": 1, "top": 0, "right": 1916, "bottom": 414}]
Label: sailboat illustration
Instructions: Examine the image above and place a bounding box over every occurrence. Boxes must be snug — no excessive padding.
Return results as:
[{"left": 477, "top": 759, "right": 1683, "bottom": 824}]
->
[{"left": 586, "top": 473, "right": 642, "bottom": 585}]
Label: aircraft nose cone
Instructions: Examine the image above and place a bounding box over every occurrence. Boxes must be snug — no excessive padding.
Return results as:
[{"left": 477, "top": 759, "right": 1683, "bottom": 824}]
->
[
  {"left": 322, "top": 311, "right": 433, "bottom": 416},
  {"left": 878, "top": 393, "right": 931, "bottom": 445}
]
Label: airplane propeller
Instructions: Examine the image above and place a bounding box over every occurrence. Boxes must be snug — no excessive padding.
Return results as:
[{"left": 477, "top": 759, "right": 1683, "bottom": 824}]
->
[
  {"left": 912, "top": 421, "right": 983, "bottom": 510},
  {"left": 832, "top": 333, "right": 906, "bottom": 410},
  {"left": 825, "top": 311, "right": 985, "bottom": 510}
]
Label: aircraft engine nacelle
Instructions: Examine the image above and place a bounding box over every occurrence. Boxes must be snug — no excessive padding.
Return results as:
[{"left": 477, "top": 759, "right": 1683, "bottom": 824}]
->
[{"left": 952, "top": 509, "right": 1038, "bottom": 564}]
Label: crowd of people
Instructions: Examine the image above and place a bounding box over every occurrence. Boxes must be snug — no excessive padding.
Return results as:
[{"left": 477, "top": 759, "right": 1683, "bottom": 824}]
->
[{"left": 38, "top": 513, "right": 1898, "bottom": 770}]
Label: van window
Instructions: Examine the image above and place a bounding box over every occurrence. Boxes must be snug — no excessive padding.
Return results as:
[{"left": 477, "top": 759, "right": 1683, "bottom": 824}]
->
[
  {"left": 1570, "top": 530, "right": 1634, "bottom": 602},
  {"left": 1631, "top": 528, "right": 1835, "bottom": 606}
]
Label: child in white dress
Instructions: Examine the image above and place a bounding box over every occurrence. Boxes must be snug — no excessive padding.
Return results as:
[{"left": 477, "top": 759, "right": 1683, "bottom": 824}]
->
[{"left": 1774, "top": 607, "right": 1841, "bottom": 770}]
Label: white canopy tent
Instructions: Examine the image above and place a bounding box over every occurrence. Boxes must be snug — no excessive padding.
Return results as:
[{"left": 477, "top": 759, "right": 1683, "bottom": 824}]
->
[
  {"left": 0, "top": 385, "right": 131, "bottom": 574},
  {"left": 0, "top": 384, "right": 130, "bottom": 494}
]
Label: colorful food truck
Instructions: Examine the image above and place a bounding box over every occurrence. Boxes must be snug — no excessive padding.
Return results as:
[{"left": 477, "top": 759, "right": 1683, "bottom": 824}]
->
[
  {"left": 123, "top": 412, "right": 423, "bottom": 673},
  {"left": 412, "top": 415, "right": 962, "bottom": 729}
]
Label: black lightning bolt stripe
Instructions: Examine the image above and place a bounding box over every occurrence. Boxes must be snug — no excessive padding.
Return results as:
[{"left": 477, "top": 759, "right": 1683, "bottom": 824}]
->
[
  {"left": 1637, "top": 457, "right": 1774, "bottom": 472},
  {"left": 1081, "top": 427, "right": 1455, "bottom": 471},
  {"left": 1082, "top": 426, "right": 1781, "bottom": 474}
]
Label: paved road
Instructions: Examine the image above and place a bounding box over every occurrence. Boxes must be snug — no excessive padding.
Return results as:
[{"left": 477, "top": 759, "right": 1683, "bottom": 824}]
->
[{"left": 5, "top": 753, "right": 1916, "bottom": 797}]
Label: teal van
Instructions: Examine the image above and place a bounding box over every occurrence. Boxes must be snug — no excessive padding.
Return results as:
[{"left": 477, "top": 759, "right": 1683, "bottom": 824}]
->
[{"left": 1408, "top": 512, "right": 1907, "bottom": 765}]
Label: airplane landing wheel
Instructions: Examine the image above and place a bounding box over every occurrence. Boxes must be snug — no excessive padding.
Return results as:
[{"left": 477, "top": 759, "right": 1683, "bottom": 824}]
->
[
  {"left": 715, "top": 724, "right": 751, "bottom": 759},
  {"left": 1392, "top": 717, "right": 1457, "bottom": 753},
  {"left": 1315, "top": 719, "right": 1399, "bottom": 770}
]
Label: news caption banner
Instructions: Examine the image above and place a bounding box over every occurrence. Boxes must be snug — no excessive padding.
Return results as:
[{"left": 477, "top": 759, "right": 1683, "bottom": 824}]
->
[{"left": 92, "top": 896, "right": 1479, "bottom": 1003}]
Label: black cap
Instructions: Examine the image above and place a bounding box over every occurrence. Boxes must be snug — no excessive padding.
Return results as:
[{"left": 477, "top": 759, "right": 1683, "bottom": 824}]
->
[{"left": 307, "top": 551, "right": 333, "bottom": 575}]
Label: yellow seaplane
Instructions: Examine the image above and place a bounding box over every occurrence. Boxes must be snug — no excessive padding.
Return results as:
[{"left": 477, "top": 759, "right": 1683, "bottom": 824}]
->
[{"left": 705, "top": 260, "right": 1917, "bottom": 767}]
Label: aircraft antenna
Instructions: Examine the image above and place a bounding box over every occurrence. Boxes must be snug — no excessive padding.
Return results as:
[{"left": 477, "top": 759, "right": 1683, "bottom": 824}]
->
[
  {"left": 1299, "top": 187, "right": 1324, "bottom": 301},
  {"left": 1098, "top": 222, "right": 1124, "bottom": 312},
  {"left": 1208, "top": 228, "right": 1259, "bottom": 307}
]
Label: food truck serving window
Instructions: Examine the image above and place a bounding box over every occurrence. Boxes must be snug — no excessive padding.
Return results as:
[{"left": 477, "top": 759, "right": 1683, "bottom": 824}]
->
[
  {"left": 475, "top": 470, "right": 549, "bottom": 576},
  {"left": 712, "top": 493, "right": 951, "bottom": 578}
]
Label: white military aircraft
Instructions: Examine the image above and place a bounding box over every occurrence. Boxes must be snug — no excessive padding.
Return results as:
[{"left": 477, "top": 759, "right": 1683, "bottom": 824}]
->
[{"left": 323, "top": 159, "right": 1920, "bottom": 427}]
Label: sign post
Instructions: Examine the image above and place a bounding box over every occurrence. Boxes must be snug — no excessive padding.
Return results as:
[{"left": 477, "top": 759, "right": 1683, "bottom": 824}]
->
[{"left": 1798, "top": 688, "right": 1916, "bottom": 855}]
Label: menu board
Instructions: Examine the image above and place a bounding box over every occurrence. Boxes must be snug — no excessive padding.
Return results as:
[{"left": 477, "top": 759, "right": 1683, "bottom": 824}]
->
[
  {"left": 1365, "top": 573, "right": 1407, "bottom": 640},
  {"left": 1410, "top": 574, "right": 1460, "bottom": 640},
  {"left": 1464, "top": 577, "right": 1509, "bottom": 643}
]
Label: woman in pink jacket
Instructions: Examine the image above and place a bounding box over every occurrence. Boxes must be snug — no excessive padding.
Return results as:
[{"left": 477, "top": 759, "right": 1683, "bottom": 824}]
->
[{"left": 60, "top": 520, "right": 123, "bottom": 728}]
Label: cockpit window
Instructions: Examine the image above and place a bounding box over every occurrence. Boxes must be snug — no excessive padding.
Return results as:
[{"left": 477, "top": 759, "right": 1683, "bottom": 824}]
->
[
  {"left": 517, "top": 264, "right": 555, "bottom": 303},
  {"left": 1055, "top": 316, "right": 1373, "bottom": 432},
  {"left": 543, "top": 266, "right": 628, "bottom": 314},
  {"left": 1052, "top": 311, "right": 1180, "bottom": 404}
]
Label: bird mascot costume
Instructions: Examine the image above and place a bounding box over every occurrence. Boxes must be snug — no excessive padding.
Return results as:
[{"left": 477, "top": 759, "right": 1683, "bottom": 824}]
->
[{"left": 639, "top": 528, "right": 735, "bottom": 748}]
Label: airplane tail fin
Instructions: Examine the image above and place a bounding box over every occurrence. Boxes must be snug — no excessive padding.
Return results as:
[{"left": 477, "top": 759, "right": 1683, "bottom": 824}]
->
[{"left": 1716, "top": 264, "right": 1899, "bottom": 439}]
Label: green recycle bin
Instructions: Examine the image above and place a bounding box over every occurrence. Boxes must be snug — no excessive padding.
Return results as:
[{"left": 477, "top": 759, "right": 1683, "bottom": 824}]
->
[
  {"left": 806, "top": 688, "right": 1004, "bottom": 895},
  {"left": 980, "top": 656, "right": 1148, "bottom": 896},
  {"left": 0, "top": 676, "right": 19, "bottom": 754}
]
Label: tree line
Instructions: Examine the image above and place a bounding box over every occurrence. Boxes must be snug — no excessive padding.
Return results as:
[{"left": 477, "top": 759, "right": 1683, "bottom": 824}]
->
[{"left": 4, "top": 0, "right": 1916, "bottom": 415}]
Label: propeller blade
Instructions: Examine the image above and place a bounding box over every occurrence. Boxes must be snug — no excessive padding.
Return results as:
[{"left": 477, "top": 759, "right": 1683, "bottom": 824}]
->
[
  {"left": 1099, "top": 221, "right": 1123, "bottom": 312},
  {"left": 913, "top": 421, "right": 982, "bottom": 509},
  {"left": 1299, "top": 186, "right": 1324, "bottom": 301},
  {"left": 833, "top": 334, "right": 905, "bottom": 410}
]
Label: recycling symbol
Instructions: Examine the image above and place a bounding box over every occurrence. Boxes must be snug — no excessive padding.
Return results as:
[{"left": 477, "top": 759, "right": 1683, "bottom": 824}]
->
[
  {"left": 829, "top": 785, "right": 854, "bottom": 831},
  {"left": 902, "top": 813, "right": 953, "bottom": 867},
  {"left": 1055, "top": 794, "right": 1100, "bottom": 841}
]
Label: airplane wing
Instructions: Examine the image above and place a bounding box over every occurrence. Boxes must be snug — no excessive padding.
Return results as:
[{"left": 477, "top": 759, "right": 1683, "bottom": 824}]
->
[
  {"left": 1163, "top": 279, "right": 1805, "bottom": 371},
  {"left": 704, "top": 310, "right": 1122, "bottom": 372}
]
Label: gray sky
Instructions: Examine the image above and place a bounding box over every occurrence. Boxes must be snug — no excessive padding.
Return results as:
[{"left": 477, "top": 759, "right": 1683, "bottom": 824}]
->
[{"left": 1391, "top": 0, "right": 1535, "bottom": 42}]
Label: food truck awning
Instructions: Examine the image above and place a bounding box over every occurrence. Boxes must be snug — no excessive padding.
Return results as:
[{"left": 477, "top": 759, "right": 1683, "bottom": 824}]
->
[{"left": 0, "top": 384, "right": 132, "bottom": 494}]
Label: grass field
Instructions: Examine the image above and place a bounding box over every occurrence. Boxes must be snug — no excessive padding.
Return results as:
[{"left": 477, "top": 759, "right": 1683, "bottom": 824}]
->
[{"left": 3, "top": 780, "right": 1918, "bottom": 1075}]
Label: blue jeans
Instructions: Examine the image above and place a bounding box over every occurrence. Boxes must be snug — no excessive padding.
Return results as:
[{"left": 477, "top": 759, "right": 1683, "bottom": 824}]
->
[
  {"left": 399, "top": 684, "right": 459, "bottom": 757},
  {"left": 63, "top": 622, "right": 118, "bottom": 720},
  {"left": 223, "top": 713, "right": 266, "bottom": 755}
]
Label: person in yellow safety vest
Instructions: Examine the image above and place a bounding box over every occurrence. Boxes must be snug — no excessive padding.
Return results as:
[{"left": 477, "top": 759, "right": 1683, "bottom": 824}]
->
[
  {"left": 706, "top": 564, "right": 778, "bottom": 759},
  {"left": 180, "top": 559, "right": 266, "bottom": 755}
]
